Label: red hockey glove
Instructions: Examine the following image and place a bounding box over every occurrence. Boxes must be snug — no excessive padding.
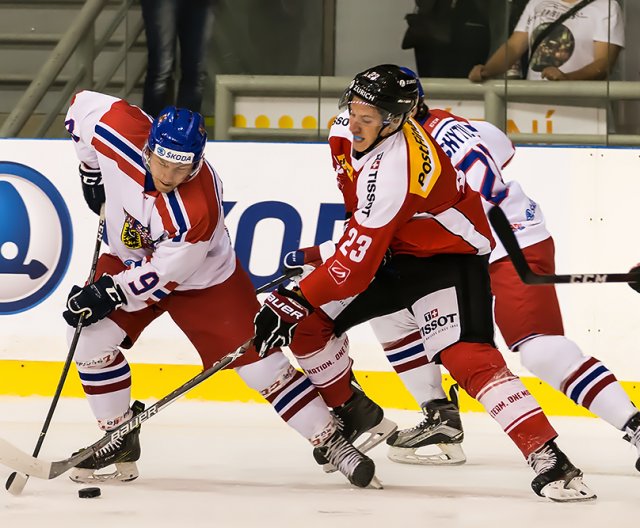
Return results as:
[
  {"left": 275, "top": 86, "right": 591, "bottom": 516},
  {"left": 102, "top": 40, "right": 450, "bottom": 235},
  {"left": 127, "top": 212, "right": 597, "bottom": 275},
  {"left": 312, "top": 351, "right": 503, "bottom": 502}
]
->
[{"left": 254, "top": 285, "right": 314, "bottom": 357}]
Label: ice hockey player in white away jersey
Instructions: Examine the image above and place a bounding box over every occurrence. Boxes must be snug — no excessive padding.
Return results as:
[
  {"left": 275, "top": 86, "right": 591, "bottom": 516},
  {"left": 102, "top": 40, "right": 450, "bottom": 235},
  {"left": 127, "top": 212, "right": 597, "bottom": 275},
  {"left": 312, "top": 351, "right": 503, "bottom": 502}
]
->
[
  {"left": 379, "top": 68, "right": 640, "bottom": 479},
  {"left": 61, "top": 90, "right": 378, "bottom": 488}
]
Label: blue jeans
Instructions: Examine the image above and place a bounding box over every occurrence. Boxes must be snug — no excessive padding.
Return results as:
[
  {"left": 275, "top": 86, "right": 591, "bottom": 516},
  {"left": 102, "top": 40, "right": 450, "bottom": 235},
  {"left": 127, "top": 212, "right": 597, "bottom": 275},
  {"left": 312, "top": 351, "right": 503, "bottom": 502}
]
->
[{"left": 141, "top": 0, "right": 215, "bottom": 116}]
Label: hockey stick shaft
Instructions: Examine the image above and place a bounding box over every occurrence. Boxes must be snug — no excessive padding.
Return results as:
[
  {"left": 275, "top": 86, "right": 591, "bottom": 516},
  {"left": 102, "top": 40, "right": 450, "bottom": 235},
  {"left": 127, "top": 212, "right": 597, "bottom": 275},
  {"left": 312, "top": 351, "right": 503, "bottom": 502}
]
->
[
  {"left": 0, "top": 268, "right": 299, "bottom": 482},
  {"left": 0, "top": 339, "right": 251, "bottom": 481},
  {"left": 488, "top": 206, "right": 640, "bottom": 285},
  {"left": 5, "top": 207, "right": 106, "bottom": 494},
  {"left": 255, "top": 267, "right": 301, "bottom": 294}
]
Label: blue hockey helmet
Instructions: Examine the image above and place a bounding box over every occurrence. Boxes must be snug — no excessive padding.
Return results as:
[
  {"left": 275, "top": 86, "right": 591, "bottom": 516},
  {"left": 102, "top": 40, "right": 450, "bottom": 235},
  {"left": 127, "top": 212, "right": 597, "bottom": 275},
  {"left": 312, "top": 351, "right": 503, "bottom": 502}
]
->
[
  {"left": 145, "top": 106, "right": 207, "bottom": 177},
  {"left": 399, "top": 66, "right": 425, "bottom": 99}
]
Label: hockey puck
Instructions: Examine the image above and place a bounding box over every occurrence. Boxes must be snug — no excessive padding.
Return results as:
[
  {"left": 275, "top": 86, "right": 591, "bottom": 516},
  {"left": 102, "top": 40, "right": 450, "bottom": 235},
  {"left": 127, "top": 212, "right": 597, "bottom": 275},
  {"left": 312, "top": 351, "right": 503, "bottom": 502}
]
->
[{"left": 78, "top": 487, "right": 101, "bottom": 499}]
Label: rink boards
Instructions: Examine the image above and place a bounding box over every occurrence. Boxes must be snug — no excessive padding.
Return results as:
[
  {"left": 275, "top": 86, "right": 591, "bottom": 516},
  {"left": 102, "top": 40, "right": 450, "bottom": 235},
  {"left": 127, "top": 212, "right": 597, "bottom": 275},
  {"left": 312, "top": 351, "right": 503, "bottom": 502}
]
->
[{"left": 0, "top": 139, "right": 639, "bottom": 415}]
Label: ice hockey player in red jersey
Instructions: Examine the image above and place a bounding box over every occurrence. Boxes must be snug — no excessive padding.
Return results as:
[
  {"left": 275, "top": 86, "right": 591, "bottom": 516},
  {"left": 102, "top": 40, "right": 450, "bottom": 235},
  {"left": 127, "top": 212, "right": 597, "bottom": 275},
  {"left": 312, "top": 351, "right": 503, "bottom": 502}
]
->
[
  {"left": 253, "top": 64, "right": 596, "bottom": 501},
  {"left": 372, "top": 67, "right": 640, "bottom": 477},
  {"left": 61, "top": 90, "right": 378, "bottom": 488}
]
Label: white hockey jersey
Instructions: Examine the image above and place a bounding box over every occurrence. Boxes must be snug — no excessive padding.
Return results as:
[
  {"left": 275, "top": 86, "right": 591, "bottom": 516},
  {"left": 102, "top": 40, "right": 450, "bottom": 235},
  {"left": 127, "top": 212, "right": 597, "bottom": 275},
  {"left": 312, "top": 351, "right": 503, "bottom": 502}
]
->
[
  {"left": 65, "top": 90, "right": 235, "bottom": 311},
  {"left": 422, "top": 109, "right": 551, "bottom": 263}
]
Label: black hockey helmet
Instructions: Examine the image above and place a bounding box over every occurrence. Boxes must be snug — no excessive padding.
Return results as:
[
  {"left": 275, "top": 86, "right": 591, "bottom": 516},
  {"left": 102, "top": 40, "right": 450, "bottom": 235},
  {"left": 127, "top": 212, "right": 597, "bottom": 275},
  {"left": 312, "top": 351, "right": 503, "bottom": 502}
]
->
[{"left": 339, "top": 64, "right": 419, "bottom": 120}]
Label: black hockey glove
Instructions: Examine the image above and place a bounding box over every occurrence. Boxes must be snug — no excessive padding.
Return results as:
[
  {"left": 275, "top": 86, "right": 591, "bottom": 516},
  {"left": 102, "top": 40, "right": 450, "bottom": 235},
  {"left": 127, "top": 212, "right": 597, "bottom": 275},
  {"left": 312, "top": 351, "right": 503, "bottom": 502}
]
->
[
  {"left": 79, "top": 162, "right": 105, "bottom": 215},
  {"left": 630, "top": 264, "right": 640, "bottom": 294},
  {"left": 63, "top": 275, "right": 127, "bottom": 327},
  {"left": 254, "top": 285, "right": 313, "bottom": 357}
]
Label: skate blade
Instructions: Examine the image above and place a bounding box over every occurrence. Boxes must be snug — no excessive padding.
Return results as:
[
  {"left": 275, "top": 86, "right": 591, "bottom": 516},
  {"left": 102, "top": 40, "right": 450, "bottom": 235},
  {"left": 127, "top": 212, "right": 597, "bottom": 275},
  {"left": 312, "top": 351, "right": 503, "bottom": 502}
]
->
[
  {"left": 387, "top": 443, "right": 466, "bottom": 466},
  {"left": 69, "top": 462, "right": 139, "bottom": 484},
  {"left": 541, "top": 476, "right": 597, "bottom": 502},
  {"left": 323, "top": 417, "right": 398, "bottom": 473}
]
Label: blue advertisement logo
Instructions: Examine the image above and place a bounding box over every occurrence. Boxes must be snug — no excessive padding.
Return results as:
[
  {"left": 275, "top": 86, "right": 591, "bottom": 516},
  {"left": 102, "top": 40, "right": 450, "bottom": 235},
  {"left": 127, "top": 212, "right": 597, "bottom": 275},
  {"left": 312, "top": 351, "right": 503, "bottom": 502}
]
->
[{"left": 0, "top": 162, "right": 73, "bottom": 314}]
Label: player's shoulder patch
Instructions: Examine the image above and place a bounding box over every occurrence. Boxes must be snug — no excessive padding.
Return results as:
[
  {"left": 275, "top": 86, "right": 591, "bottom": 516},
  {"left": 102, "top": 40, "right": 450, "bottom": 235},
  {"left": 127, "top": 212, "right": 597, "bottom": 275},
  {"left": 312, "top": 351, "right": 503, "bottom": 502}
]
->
[{"left": 402, "top": 118, "right": 441, "bottom": 198}]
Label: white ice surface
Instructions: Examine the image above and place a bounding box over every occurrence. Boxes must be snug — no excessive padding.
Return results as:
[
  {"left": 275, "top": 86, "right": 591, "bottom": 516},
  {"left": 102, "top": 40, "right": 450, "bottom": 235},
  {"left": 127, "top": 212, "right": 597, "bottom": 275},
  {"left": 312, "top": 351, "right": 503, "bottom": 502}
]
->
[{"left": 0, "top": 398, "right": 638, "bottom": 528}]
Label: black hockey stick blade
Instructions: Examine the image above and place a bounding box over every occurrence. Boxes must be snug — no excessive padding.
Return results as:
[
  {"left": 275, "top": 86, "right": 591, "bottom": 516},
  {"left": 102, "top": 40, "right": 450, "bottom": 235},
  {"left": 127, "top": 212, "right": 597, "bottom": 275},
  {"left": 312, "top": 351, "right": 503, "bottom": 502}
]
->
[
  {"left": 0, "top": 339, "right": 253, "bottom": 481},
  {"left": 255, "top": 267, "right": 301, "bottom": 294},
  {"left": 488, "top": 206, "right": 640, "bottom": 285}
]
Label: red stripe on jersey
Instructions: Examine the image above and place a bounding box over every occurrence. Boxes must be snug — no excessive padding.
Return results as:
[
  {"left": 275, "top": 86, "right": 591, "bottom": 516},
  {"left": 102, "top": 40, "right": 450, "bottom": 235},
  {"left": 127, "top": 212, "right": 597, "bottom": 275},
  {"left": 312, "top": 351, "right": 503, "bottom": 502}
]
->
[
  {"left": 100, "top": 100, "right": 151, "bottom": 152},
  {"left": 177, "top": 164, "right": 219, "bottom": 244},
  {"left": 93, "top": 139, "right": 145, "bottom": 187},
  {"left": 154, "top": 194, "right": 178, "bottom": 239}
]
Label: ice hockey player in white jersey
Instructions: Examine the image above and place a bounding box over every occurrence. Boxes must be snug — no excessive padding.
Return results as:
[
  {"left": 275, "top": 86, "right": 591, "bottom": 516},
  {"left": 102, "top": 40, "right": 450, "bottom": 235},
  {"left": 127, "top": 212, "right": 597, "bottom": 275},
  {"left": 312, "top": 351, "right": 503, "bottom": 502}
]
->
[
  {"left": 379, "top": 68, "right": 640, "bottom": 475},
  {"left": 61, "top": 90, "right": 379, "bottom": 488}
]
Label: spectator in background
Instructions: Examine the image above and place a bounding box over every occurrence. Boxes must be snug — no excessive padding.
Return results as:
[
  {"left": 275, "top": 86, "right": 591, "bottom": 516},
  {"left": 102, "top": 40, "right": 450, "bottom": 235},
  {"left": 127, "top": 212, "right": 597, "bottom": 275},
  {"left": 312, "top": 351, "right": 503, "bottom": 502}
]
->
[
  {"left": 141, "top": 0, "right": 215, "bottom": 117},
  {"left": 469, "top": 0, "right": 624, "bottom": 82},
  {"left": 401, "top": 0, "right": 490, "bottom": 78}
]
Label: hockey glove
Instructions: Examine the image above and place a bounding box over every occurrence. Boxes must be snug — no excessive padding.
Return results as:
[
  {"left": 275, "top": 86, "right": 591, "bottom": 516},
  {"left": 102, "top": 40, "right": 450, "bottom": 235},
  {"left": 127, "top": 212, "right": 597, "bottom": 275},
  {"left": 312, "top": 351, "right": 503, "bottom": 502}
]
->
[
  {"left": 79, "top": 162, "right": 105, "bottom": 215},
  {"left": 630, "top": 264, "right": 640, "bottom": 294},
  {"left": 63, "top": 275, "right": 127, "bottom": 327},
  {"left": 253, "top": 285, "right": 314, "bottom": 357}
]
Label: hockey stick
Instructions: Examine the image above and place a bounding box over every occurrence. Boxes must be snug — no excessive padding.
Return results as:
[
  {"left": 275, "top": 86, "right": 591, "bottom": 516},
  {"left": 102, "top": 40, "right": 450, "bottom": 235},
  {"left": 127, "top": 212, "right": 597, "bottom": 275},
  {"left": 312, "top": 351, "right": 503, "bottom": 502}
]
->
[
  {"left": 0, "top": 268, "right": 299, "bottom": 483},
  {"left": 488, "top": 206, "right": 640, "bottom": 285},
  {"left": 255, "top": 267, "right": 301, "bottom": 294},
  {"left": 5, "top": 206, "right": 106, "bottom": 495}
]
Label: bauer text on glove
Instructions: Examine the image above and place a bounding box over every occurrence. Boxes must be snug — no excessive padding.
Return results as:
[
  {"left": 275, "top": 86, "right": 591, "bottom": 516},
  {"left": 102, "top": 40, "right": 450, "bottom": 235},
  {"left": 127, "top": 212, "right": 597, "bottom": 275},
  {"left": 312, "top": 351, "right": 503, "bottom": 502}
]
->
[{"left": 253, "top": 285, "right": 313, "bottom": 356}]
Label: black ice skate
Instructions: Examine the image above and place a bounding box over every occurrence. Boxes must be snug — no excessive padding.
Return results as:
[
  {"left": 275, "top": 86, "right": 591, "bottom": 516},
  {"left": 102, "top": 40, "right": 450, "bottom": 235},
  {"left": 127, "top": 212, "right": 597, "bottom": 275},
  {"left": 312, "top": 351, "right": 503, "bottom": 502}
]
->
[
  {"left": 69, "top": 400, "right": 145, "bottom": 484},
  {"left": 622, "top": 411, "right": 640, "bottom": 471},
  {"left": 320, "top": 429, "right": 378, "bottom": 488},
  {"left": 313, "top": 382, "right": 397, "bottom": 473},
  {"left": 386, "top": 384, "right": 466, "bottom": 465},
  {"left": 527, "top": 440, "right": 596, "bottom": 502}
]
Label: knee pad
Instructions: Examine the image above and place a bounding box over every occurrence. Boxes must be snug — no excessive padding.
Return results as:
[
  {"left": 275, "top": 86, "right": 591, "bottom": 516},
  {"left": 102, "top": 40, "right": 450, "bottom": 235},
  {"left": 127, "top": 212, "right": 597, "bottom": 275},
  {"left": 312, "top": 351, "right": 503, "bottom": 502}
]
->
[
  {"left": 295, "top": 334, "right": 352, "bottom": 390},
  {"left": 69, "top": 318, "right": 127, "bottom": 368},
  {"left": 235, "top": 351, "right": 297, "bottom": 397},
  {"left": 440, "top": 342, "right": 508, "bottom": 398},
  {"left": 519, "top": 335, "right": 586, "bottom": 390}
]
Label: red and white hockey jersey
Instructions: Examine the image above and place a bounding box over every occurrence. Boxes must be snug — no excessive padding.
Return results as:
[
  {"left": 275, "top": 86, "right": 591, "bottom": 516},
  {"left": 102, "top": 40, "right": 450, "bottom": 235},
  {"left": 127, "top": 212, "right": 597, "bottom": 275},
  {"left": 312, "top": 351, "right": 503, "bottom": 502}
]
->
[
  {"left": 423, "top": 109, "right": 551, "bottom": 263},
  {"left": 299, "top": 110, "right": 493, "bottom": 308},
  {"left": 65, "top": 90, "right": 235, "bottom": 311}
]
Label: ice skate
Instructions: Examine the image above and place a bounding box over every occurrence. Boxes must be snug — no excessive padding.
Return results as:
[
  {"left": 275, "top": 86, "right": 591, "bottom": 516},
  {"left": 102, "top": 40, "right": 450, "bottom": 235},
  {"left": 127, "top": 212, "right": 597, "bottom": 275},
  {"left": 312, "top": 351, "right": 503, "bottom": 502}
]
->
[
  {"left": 70, "top": 401, "right": 145, "bottom": 484},
  {"left": 622, "top": 411, "right": 640, "bottom": 471},
  {"left": 527, "top": 440, "right": 596, "bottom": 502},
  {"left": 320, "top": 429, "right": 380, "bottom": 488},
  {"left": 387, "top": 384, "right": 465, "bottom": 465},
  {"left": 313, "top": 382, "right": 397, "bottom": 473}
]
